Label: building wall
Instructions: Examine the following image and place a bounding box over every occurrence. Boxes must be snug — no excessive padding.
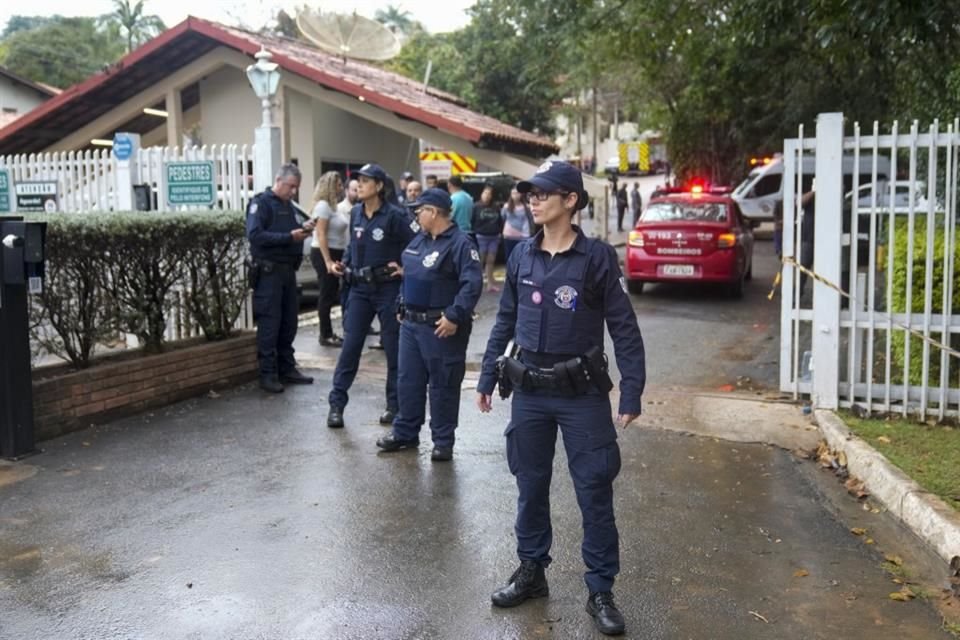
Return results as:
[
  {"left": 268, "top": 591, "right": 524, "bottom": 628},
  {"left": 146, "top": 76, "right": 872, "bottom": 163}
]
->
[
  {"left": 0, "top": 75, "right": 49, "bottom": 118},
  {"left": 200, "top": 69, "right": 417, "bottom": 195}
]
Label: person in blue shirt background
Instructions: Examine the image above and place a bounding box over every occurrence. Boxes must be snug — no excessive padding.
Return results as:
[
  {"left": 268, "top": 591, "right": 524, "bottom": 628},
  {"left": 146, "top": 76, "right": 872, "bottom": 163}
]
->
[
  {"left": 246, "top": 163, "right": 315, "bottom": 393},
  {"left": 476, "top": 161, "right": 646, "bottom": 636},
  {"left": 376, "top": 188, "right": 483, "bottom": 461},
  {"left": 448, "top": 175, "right": 474, "bottom": 233},
  {"left": 327, "top": 163, "right": 417, "bottom": 428}
]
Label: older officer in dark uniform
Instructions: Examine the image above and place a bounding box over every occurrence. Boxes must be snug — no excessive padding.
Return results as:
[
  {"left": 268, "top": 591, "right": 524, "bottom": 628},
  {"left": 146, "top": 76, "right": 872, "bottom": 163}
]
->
[
  {"left": 327, "top": 163, "right": 417, "bottom": 428},
  {"left": 376, "top": 188, "right": 482, "bottom": 460},
  {"left": 476, "top": 161, "right": 646, "bottom": 636},
  {"left": 247, "top": 163, "right": 315, "bottom": 393}
]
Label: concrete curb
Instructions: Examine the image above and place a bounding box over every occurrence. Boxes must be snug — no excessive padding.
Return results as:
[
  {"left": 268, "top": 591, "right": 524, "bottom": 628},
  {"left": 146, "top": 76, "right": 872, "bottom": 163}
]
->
[{"left": 815, "top": 409, "right": 960, "bottom": 565}]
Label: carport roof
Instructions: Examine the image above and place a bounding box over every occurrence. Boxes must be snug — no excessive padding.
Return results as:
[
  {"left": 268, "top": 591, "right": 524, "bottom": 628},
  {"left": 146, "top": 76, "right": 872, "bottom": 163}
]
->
[{"left": 0, "top": 17, "right": 558, "bottom": 157}]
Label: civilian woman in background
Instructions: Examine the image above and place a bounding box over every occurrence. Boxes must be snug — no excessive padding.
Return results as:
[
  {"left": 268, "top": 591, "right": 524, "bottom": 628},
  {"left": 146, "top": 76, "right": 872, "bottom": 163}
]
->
[
  {"left": 309, "top": 171, "right": 349, "bottom": 347},
  {"left": 471, "top": 184, "right": 504, "bottom": 292},
  {"left": 501, "top": 187, "right": 532, "bottom": 260}
]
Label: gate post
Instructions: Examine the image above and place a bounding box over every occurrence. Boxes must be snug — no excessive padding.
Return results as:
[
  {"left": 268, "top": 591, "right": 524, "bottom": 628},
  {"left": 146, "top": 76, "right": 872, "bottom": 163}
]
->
[{"left": 812, "top": 113, "right": 844, "bottom": 409}]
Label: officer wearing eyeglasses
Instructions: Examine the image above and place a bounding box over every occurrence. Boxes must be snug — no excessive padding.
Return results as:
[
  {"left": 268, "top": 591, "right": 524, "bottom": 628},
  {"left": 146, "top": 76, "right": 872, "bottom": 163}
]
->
[
  {"left": 476, "top": 161, "right": 646, "bottom": 636},
  {"left": 327, "top": 163, "right": 417, "bottom": 428},
  {"left": 375, "top": 188, "right": 482, "bottom": 460}
]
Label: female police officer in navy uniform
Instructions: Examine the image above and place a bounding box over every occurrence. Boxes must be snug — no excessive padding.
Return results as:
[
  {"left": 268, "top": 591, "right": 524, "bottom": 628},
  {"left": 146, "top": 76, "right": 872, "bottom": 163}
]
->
[
  {"left": 375, "top": 188, "right": 482, "bottom": 460},
  {"left": 327, "top": 164, "right": 417, "bottom": 428},
  {"left": 476, "top": 161, "right": 646, "bottom": 636}
]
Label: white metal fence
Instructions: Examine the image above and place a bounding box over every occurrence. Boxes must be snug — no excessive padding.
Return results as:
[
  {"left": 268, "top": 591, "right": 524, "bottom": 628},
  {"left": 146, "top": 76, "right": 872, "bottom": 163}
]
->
[
  {"left": 136, "top": 144, "right": 255, "bottom": 212},
  {"left": 0, "top": 149, "right": 117, "bottom": 212},
  {"left": 780, "top": 112, "right": 960, "bottom": 420}
]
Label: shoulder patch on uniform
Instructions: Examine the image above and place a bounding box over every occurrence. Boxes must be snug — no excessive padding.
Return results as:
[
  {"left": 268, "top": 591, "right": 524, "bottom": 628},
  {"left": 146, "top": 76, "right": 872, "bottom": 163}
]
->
[
  {"left": 470, "top": 249, "right": 480, "bottom": 262},
  {"left": 248, "top": 201, "right": 258, "bottom": 214},
  {"left": 410, "top": 220, "right": 421, "bottom": 232},
  {"left": 619, "top": 276, "right": 628, "bottom": 294}
]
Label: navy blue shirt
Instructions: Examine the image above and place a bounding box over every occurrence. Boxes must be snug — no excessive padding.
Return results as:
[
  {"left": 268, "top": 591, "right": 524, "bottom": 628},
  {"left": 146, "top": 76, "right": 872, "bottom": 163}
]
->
[
  {"left": 343, "top": 199, "right": 417, "bottom": 273},
  {"left": 478, "top": 227, "right": 647, "bottom": 415},
  {"left": 245, "top": 188, "right": 304, "bottom": 264},
  {"left": 401, "top": 223, "right": 483, "bottom": 326}
]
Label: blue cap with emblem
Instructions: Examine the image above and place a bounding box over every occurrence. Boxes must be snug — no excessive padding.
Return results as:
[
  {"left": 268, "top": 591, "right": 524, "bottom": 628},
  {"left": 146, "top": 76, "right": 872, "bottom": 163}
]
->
[
  {"left": 517, "top": 160, "right": 588, "bottom": 210},
  {"left": 356, "top": 163, "right": 388, "bottom": 182},
  {"left": 408, "top": 187, "right": 452, "bottom": 211}
]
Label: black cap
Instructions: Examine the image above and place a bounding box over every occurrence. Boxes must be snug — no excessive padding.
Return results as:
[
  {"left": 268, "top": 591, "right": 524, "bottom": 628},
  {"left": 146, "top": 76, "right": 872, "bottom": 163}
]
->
[
  {"left": 517, "top": 160, "right": 587, "bottom": 210},
  {"left": 357, "top": 163, "right": 387, "bottom": 182}
]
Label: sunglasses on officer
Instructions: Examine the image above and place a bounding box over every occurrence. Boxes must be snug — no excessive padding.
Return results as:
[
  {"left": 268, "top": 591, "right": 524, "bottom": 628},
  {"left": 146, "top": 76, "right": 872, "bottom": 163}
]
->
[{"left": 524, "top": 189, "right": 571, "bottom": 204}]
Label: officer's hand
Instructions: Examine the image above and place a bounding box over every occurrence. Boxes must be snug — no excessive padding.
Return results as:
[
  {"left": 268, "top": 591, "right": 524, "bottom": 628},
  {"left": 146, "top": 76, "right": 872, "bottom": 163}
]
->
[
  {"left": 434, "top": 315, "right": 458, "bottom": 338},
  {"left": 302, "top": 219, "right": 317, "bottom": 232},
  {"left": 290, "top": 228, "right": 310, "bottom": 242},
  {"left": 476, "top": 393, "right": 493, "bottom": 413},
  {"left": 329, "top": 261, "right": 345, "bottom": 276},
  {"left": 387, "top": 261, "right": 403, "bottom": 278},
  {"left": 617, "top": 414, "right": 639, "bottom": 429}
]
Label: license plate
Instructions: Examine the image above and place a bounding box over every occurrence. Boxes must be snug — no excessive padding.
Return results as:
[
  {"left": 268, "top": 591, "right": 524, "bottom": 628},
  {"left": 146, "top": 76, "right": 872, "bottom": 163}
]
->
[{"left": 662, "top": 264, "right": 695, "bottom": 277}]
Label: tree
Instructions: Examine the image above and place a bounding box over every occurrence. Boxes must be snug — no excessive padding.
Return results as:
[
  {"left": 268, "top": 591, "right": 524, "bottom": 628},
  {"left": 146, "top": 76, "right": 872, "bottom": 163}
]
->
[
  {"left": 0, "top": 17, "right": 125, "bottom": 88},
  {"left": 105, "top": 0, "right": 166, "bottom": 53},
  {"left": 1, "top": 15, "right": 60, "bottom": 39},
  {"left": 375, "top": 5, "right": 414, "bottom": 36}
]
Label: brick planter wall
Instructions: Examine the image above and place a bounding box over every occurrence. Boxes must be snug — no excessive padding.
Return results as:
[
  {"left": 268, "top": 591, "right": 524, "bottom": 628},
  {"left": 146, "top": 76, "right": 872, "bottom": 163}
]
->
[{"left": 32, "top": 332, "right": 258, "bottom": 441}]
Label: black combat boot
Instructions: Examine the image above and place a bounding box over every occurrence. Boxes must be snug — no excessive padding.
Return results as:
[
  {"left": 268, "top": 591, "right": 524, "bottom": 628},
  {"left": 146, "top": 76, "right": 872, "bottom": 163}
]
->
[
  {"left": 327, "top": 407, "right": 344, "bottom": 429},
  {"left": 379, "top": 409, "right": 397, "bottom": 425},
  {"left": 490, "top": 560, "right": 548, "bottom": 607},
  {"left": 280, "top": 369, "right": 313, "bottom": 385},
  {"left": 586, "top": 591, "right": 625, "bottom": 636},
  {"left": 259, "top": 375, "right": 284, "bottom": 393}
]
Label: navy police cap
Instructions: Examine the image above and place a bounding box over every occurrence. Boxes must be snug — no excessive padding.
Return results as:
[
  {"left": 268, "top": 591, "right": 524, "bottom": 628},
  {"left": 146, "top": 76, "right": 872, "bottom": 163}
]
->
[
  {"left": 517, "top": 160, "right": 588, "bottom": 210},
  {"left": 409, "top": 187, "right": 452, "bottom": 211},
  {"left": 357, "top": 163, "right": 388, "bottom": 182}
]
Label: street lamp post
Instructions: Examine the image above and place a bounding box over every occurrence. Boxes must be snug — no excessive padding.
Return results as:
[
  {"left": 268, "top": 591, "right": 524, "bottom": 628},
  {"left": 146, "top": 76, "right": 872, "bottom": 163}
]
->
[{"left": 246, "top": 48, "right": 282, "bottom": 193}]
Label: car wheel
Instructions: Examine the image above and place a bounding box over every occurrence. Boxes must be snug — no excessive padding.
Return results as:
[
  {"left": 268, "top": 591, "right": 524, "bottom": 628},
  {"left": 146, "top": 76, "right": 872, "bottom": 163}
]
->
[{"left": 627, "top": 279, "right": 644, "bottom": 295}]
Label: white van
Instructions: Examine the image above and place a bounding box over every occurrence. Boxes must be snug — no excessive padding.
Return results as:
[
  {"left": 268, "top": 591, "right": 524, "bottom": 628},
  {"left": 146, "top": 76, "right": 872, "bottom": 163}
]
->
[{"left": 732, "top": 154, "right": 891, "bottom": 222}]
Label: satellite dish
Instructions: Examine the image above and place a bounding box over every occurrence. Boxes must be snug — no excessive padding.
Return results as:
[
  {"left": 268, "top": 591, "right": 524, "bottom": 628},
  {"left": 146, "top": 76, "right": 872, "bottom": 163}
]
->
[{"left": 296, "top": 9, "right": 401, "bottom": 61}]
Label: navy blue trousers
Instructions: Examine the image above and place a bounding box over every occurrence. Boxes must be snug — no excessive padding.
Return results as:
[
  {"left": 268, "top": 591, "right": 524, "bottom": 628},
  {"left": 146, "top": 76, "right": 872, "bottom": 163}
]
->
[
  {"left": 391, "top": 320, "right": 469, "bottom": 448},
  {"left": 506, "top": 390, "right": 622, "bottom": 594},
  {"left": 252, "top": 268, "right": 299, "bottom": 377},
  {"left": 328, "top": 283, "right": 400, "bottom": 411}
]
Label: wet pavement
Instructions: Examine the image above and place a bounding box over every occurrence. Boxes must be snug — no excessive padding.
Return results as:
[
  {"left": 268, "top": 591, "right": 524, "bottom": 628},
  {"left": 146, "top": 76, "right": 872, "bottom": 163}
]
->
[{"left": 1, "top": 230, "right": 954, "bottom": 638}]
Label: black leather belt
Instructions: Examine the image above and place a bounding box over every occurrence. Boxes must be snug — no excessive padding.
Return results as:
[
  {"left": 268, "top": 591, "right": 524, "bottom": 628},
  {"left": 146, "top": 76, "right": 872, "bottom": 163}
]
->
[
  {"left": 404, "top": 309, "right": 444, "bottom": 323},
  {"left": 345, "top": 265, "right": 395, "bottom": 285}
]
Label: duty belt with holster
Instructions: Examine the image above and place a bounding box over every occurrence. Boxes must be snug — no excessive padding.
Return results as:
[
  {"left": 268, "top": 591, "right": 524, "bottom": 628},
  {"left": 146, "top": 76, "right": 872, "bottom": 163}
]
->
[
  {"left": 495, "top": 344, "right": 614, "bottom": 399},
  {"left": 344, "top": 264, "right": 396, "bottom": 286},
  {"left": 404, "top": 308, "right": 444, "bottom": 323},
  {"left": 245, "top": 257, "right": 298, "bottom": 290}
]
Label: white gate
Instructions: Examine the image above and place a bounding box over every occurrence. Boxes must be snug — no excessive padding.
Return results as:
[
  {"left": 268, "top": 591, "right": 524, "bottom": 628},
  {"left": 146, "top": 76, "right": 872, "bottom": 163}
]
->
[{"left": 780, "top": 112, "right": 960, "bottom": 420}]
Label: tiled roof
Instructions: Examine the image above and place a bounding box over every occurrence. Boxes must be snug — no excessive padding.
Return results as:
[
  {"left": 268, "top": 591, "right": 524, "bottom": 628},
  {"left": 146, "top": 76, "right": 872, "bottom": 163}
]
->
[{"left": 0, "top": 17, "right": 558, "bottom": 157}]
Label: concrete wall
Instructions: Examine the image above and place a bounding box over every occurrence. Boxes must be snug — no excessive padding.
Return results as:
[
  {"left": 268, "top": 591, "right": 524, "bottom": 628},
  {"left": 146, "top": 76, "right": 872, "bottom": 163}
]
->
[
  {"left": 198, "top": 66, "right": 260, "bottom": 148},
  {"left": 0, "top": 75, "right": 48, "bottom": 117}
]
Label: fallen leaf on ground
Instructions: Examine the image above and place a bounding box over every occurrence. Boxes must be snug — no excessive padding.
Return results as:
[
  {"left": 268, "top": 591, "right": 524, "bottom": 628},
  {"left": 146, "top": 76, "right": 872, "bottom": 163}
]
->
[
  {"left": 794, "top": 569, "right": 810, "bottom": 578},
  {"left": 865, "top": 538, "right": 875, "bottom": 545},
  {"left": 877, "top": 435, "right": 892, "bottom": 444},
  {"left": 850, "top": 527, "right": 868, "bottom": 536},
  {"left": 889, "top": 587, "right": 915, "bottom": 601},
  {"left": 748, "top": 611, "right": 769, "bottom": 623},
  {"left": 884, "top": 554, "right": 904, "bottom": 567}
]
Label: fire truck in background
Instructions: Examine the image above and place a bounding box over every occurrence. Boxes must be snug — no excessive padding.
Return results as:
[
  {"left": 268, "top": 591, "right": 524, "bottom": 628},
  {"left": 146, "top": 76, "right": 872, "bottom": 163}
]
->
[
  {"left": 418, "top": 150, "right": 478, "bottom": 180},
  {"left": 605, "top": 133, "right": 668, "bottom": 177}
]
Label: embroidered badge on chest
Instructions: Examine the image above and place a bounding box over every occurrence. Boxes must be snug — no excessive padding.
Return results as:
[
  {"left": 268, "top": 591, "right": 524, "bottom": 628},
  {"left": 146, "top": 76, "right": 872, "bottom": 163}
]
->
[
  {"left": 554, "top": 285, "right": 578, "bottom": 310},
  {"left": 422, "top": 251, "right": 440, "bottom": 268},
  {"left": 531, "top": 290, "right": 542, "bottom": 305},
  {"left": 372, "top": 227, "right": 385, "bottom": 241}
]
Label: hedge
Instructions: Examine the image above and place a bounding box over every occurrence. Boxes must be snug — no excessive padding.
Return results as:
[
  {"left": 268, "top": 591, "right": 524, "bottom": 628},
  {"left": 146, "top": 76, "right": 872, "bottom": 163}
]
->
[
  {"left": 28, "top": 211, "right": 248, "bottom": 368},
  {"left": 889, "top": 214, "right": 960, "bottom": 387}
]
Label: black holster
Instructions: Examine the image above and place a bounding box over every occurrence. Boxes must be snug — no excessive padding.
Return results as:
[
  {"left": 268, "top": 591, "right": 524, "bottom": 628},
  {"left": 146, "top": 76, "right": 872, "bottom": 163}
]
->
[
  {"left": 495, "top": 356, "right": 515, "bottom": 399},
  {"left": 246, "top": 257, "right": 261, "bottom": 290},
  {"left": 582, "top": 346, "right": 615, "bottom": 393}
]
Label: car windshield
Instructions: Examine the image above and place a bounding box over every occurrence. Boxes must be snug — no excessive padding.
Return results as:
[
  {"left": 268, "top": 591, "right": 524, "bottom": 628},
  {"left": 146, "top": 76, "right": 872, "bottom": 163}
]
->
[{"left": 641, "top": 202, "right": 729, "bottom": 224}]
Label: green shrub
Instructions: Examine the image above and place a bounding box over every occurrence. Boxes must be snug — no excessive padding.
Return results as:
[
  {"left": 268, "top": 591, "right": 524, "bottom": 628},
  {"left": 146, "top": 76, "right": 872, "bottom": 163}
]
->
[
  {"left": 889, "top": 214, "right": 960, "bottom": 387},
  {"left": 28, "top": 210, "right": 247, "bottom": 367}
]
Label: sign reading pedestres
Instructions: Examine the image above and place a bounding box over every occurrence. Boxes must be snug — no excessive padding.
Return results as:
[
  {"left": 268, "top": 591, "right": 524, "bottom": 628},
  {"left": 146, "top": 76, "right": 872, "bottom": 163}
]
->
[
  {"left": 165, "top": 161, "right": 216, "bottom": 207},
  {"left": 15, "top": 181, "right": 58, "bottom": 213},
  {"left": 0, "top": 169, "right": 10, "bottom": 212}
]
